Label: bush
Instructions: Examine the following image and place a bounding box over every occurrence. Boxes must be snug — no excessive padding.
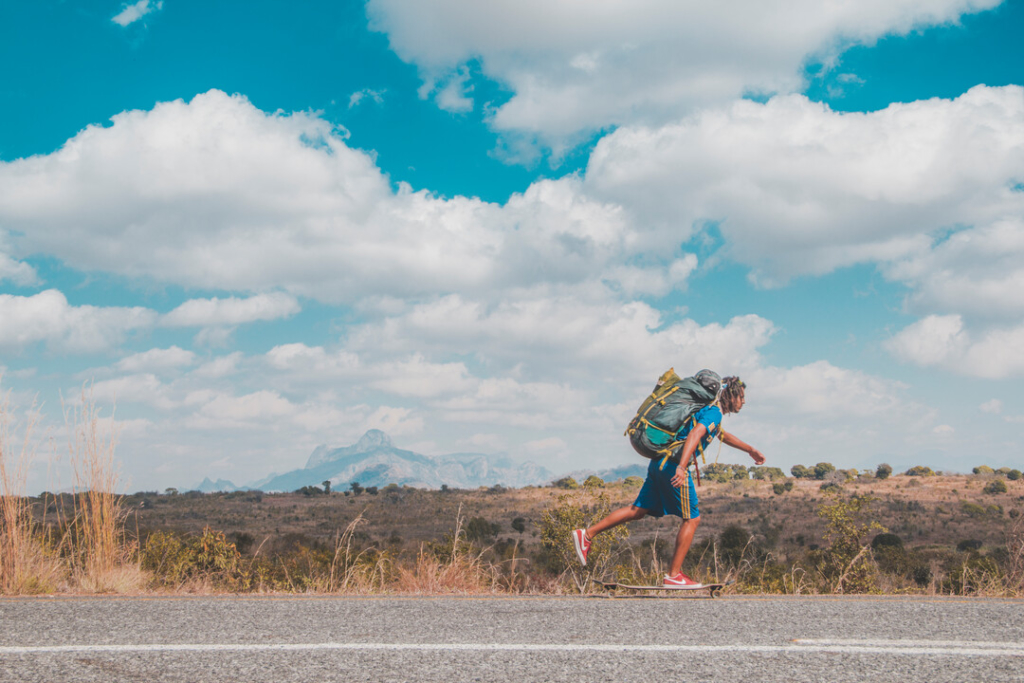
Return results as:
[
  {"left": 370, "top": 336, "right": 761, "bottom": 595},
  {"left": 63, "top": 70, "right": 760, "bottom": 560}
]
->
[
  {"left": 960, "top": 501, "right": 988, "bottom": 518},
  {"left": 539, "top": 490, "right": 628, "bottom": 590},
  {"left": 141, "top": 527, "right": 240, "bottom": 588},
  {"left": 623, "top": 476, "right": 644, "bottom": 487},
  {"left": 876, "top": 463, "right": 892, "bottom": 480},
  {"left": 718, "top": 525, "right": 751, "bottom": 566},
  {"left": 1008, "top": 470, "right": 1022, "bottom": 481},
  {"left": 957, "top": 539, "right": 983, "bottom": 552},
  {"left": 464, "top": 517, "right": 501, "bottom": 543},
  {"left": 983, "top": 479, "right": 1008, "bottom": 495},
  {"left": 819, "top": 482, "right": 842, "bottom": 493},
  {"left": 813, "top": 463, "right": 836, "bottom": 480},
  {"left": 772, "top": 482, "right": 786, "bottom": 495},
  {"left": 552, "top": 477, "right": 579, "bottom": 490},
  {"left": 905, "top": 466, "right": 934, "bottom": 477},
  {"left": 973, "top": 466, "right": 995, "bottom": 475},
  {"left": 790, "top": 465, "right": 811, "bottom": 479},
  {"left": 750, "top": 466, "right": 786, "bottom": 481},
  {"left": 996, "top": 467, "right": 1012, "bottom": 477},
  {"left": 784, "top": 480, "right": 794, "bottom": 492},
  {"left": 583, "top": 475, "right": 604, "bottom": 489},
  {"left": 871, "top": 533, "right": 903, "bottom": 549},
  {"left": 813, "top": 492, "right": 884, "bottom": 593},
  {"left": 511, "top": 517, "right": 526, "bottom": 534}
]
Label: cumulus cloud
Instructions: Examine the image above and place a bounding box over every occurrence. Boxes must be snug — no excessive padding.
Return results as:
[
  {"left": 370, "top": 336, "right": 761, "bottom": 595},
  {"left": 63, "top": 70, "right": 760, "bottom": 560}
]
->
[
  {"left": 161, "top": 293, "right": 300, "bottom": 327},
  {"left": 348, "top": 88, "right": 386, "bottom": 109},
  {"left": 582, "top": 86, "right": 1024, "bottom": 286},
  {"left": 112, "top": 0, "right": 163, "bottom": 27},
  {"left": 886, "top": 314, "right": 1024, "bottom": 378},
  {"left": 368, "top": 0, "right": 999, "bottom": 149},
  {"left": 116, "top": 346, "right": 195, "bottom": 374},
  {"left": 0, "top": 290, "right": 155, "bottom": 353},
  {"left": 0, "top": 91, "right": 678, "bottom": 303}
]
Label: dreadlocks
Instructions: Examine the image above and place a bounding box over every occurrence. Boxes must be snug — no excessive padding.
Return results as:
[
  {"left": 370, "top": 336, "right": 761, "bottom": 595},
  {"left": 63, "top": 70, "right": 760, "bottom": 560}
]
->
[{"left": 720, "top": 376, "right": 746, "bottom": 411}]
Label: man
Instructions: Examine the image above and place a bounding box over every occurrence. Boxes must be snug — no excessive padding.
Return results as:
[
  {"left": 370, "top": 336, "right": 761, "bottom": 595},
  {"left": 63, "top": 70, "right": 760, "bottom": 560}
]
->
[{"left": 571, "top": 376, "right": 764, "bottom": 587}]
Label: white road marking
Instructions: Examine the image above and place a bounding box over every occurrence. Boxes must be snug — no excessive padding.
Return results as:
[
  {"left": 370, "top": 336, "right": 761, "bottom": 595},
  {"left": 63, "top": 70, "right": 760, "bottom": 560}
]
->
[{"left": 0, "top": 641, "right": 1022, "bottom": 657}]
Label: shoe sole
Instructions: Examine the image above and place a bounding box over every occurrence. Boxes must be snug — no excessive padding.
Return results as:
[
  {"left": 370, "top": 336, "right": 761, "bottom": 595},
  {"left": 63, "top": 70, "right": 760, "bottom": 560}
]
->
[{"left": 572, "top": 531, "right": 588, "bottom": 566}]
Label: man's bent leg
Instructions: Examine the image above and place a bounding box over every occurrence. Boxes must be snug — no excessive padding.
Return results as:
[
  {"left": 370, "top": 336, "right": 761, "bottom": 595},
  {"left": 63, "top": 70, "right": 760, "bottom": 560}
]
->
[
  {"left": 585, "top": 505, "right": 647, "bottom": 540},
  {"left": 668, "top": 515, "right": 700, "bottom": 576}
]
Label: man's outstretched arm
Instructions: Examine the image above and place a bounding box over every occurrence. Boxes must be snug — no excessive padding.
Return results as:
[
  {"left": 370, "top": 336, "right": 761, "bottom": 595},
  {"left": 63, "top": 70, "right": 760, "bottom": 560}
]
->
[{"left": 720, "top": 430, "right": 765, "bottom": 465}]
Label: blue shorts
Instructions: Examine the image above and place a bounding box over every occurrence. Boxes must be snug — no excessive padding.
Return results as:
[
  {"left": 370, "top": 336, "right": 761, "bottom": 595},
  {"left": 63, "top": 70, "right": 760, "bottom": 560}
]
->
[{"left": 633, "top": 457, "right": 699, "bottom": 520}]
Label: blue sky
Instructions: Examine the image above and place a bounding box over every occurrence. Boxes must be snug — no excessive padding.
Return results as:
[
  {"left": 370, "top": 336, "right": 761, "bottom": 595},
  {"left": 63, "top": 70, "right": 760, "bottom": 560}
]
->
[{"left": 2, "top": 0, "right": 1024, "bottom": 492}]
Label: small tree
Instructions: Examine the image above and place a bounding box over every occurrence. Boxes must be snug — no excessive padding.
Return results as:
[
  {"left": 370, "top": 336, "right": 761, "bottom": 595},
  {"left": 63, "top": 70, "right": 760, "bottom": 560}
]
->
[
  {"left": 553, "top": 476, "right": 579, "bottom": 490},
  {"left": 583, "top": 475, "right": 605, "bottom": 489},
  {"left": 984, "top": 479, "right": 1007, "bottom": 495},
  {"left": 791, "top": 465, "right": 811, "bottom": 479},
  {"left": 322, "top": 480, "right": 331, "bottom": 494},
  {"left": 623, "top": 476, "right": 644, "bottom": 487},
  {"left": 973, "top": 465, "right": 995, "bottom": 475},
  {"left": 875, "top": 463, "right": 892, "bottom": 480},
  {"left": 814, "top": 491, "right": 884, "bottom": 593},
  {"left": 511, "top": 517, "right": 526, "bottom": 534},
  {"left": 905, "top": 466, "right": 934, "bottom": 477},
  {"left": 813, "top": 462, "right": 836, "bottom": 480},
  {"left": 350, "top": 481, "right": 363, "bottom": 495},
  {"left": 1008, "top": 470, "right": 1022, "bottom": 481}
]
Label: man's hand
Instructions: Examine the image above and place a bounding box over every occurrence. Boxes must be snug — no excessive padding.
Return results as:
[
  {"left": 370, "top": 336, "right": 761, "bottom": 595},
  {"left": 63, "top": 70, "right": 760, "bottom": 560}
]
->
[
  {"left": 749, "top": 448, "right": 765, "bottom": 465},
  {"left": 670, "top": 468, "right": 688, "bottom": 487}
]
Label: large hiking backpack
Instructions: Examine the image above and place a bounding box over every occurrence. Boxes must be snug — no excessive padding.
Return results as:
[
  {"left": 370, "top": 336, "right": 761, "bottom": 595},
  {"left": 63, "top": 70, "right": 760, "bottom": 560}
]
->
[{"left": 625, "top": 368, "right": 722, "bottom": 463}]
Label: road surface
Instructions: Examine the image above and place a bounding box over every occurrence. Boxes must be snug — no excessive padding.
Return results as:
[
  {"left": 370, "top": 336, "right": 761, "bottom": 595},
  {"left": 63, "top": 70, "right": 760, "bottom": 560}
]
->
[{"left": 2, "top": 594, "right": 1022, "bottom": 682}]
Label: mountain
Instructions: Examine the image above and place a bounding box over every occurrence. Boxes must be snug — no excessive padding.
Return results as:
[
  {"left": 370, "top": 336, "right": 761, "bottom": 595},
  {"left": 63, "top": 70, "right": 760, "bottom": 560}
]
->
[
  {"left": 194, "top": 477, "right": 243, "bottom": 493},
  {"left": 567, "top": 463, "right": 648, "bottom": 483},
  {"left": 255, "top": 429, "right": 554, "bottom": 492}
]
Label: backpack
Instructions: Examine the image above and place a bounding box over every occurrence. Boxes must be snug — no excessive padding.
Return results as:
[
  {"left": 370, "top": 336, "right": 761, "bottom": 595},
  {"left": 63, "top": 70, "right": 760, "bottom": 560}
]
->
[{"left": 625, "top": 368, "right": 722, "bottom": 464}]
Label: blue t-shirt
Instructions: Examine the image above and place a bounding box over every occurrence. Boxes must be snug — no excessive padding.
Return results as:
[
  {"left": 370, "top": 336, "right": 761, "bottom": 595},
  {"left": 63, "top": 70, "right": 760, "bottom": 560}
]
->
[{"left": 645, "top": 405, "right": 723, "bottom": 457}]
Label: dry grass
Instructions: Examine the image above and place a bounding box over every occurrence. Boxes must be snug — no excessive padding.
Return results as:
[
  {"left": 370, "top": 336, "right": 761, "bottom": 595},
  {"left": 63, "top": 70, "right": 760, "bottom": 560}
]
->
[{"left": 0, "top": 392, "right": 65, "bottom": 594}]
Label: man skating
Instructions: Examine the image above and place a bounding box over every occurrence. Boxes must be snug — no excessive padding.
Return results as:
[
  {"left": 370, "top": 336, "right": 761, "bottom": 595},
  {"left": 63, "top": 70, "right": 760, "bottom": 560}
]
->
[{"left": 571, "top": 375, "right": 764, "bottom": 587}]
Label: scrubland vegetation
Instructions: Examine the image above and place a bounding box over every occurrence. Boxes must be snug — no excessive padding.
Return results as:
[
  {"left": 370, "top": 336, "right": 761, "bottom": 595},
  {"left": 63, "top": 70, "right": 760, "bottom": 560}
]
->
[{"left": 3, "top": 395, "right": 1024, "bottom": 597}]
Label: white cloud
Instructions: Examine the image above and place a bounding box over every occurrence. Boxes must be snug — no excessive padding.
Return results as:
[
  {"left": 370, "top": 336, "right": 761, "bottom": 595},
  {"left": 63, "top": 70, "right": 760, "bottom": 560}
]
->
[
  {"left": 0, "top": 91, "right": 661, "bottom": 303},
  {"left": 886, "top": 315, "right": 1024, "bottom": 378},
  {"left": 583, "top": 86, "right": 1024, "bottom": 286},
  {"left": 980, "top": 399, "right": 1002, "bottom": 414},
  {"left": 433, "top": 67, "right": 474, "bottom": 113},
  {"left": 116, "top": 346, "right": 195, "bottom": 374},
  {"left": 112, "top": 0, "right": 163, "bottom": 27},
  {"left": 368, "top": 0, "right": 999, "bottom": 149},
  {"left": 0, "top": 290, "right": 155, "bottom": 353},
  {"left": 161, "top": 293, "right": 300, "bottom": 327},
  {"left": 348, "top": 88, "right": 386, "bottom": 109}
]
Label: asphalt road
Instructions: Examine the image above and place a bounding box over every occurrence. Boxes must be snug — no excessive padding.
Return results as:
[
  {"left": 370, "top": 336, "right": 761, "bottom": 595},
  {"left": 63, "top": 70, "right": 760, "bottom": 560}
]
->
[{"left": 1, "top": 594, "right": 1023, "bottom": 683}]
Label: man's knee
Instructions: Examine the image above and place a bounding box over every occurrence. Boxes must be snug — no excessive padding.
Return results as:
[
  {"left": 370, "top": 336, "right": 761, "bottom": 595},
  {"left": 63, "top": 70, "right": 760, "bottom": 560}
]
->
[{"left": 629, "top": 506, "right": 647, "bottom": 520}]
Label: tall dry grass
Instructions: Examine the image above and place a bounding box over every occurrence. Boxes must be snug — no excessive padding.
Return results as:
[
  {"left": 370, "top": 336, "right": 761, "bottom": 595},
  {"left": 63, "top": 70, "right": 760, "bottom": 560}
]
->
[
  {"left": 0, "top": 393, "right": 64, "bottom": 594},
  {"left": 61, "top": 389, "right": 145, "bottom": 592}
]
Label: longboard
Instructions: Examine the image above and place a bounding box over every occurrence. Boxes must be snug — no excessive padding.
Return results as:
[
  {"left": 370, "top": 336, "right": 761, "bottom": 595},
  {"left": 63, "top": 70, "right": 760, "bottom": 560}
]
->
[{"left": 599, "top": 580, "right": 732, "bottom": 598}]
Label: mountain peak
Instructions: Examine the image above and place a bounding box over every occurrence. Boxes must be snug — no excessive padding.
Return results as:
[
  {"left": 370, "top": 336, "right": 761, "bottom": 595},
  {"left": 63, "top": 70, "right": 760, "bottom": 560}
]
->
[{"left": 354, "top": 429, "right": 393, "bottom": 451}]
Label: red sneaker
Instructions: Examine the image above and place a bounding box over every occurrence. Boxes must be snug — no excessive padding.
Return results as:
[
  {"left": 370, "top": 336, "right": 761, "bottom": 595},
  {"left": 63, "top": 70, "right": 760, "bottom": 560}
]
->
[
  {"left": 663, "top": 572, "right": 702, "bottom": 589},
  {"left": 572, "top": 529, "right": 591, "bottom": 566}
]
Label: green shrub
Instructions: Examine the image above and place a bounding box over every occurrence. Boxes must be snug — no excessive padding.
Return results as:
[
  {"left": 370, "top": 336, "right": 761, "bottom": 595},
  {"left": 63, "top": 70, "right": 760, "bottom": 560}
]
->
[
  {"left": 1008, "top": 470, "right": 1022, "bottom": 481},
  {"left": 464, "top": 517, "right": 501, "bottom": 543},
  {"left": 552, "top": 477, "right": 579, "bottom": 490},
  {"left": 973, "top": 466, "right": 995, "bottom": 475},
  {"left": 718, "top": 525, "right": 751, "bottom": 566},
  {"left": 790, "top": 465, "right": 811, "bottom": 479},
  {"left": 960, "top": 501, "right": 988, "bottom": 518},
  {"left": 876, "top": 463, "right": 892, "bottom": 480},
  {"left": 141, "top": 527, "right": 241, "bottom": 588},
  {"left": 871, "top": 533, "right": 903, "bottom": 549},
  {"left": 905, "top": 466, "right": 934, "bottom": 477},
  {"left": 996, "top": 467, "right": 1012, "bottom": 477},
  {"left": 511, "top": 517, "right": 526, "bottom": 534},
  {"left": 623, "top": 476, "right": 644, "bottom": 487},
  {"left": 983, "top": 479, "right": 1007, "bottom": 494},
  {"left": 784, "top": 480, "right": 794, "bottom": 491},
  {"left": 750, "top": 466, "right": 786, "bottom": 481},
  {"left": 813, "top": 492, "right": 884, "bottom": 593},
  {"left": 957, "top": 539, "right": 983, "bottom": 552},
  {"left": 539, "top": 490, "right": 628, "bottom": 590},
  {"left": 583, "top": 475, "right": 605, "bottom": 489},
  {"left": 814, "top": 463, "right": 836, "bottom": 480},
  {"left": 772, "top": 482, "right": 786, "bottom": 495}
]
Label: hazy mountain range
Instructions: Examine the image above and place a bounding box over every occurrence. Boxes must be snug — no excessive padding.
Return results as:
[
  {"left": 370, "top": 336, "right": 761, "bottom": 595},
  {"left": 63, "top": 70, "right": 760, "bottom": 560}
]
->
[{"left": 195, "top": 430, "right": 560, "bottom": 492}]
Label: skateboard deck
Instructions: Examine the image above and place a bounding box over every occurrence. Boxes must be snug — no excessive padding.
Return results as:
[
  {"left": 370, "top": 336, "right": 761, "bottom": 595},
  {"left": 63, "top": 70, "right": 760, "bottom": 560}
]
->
[{"left": 599, "top": 580, "right": 731, "bottom": 597}]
